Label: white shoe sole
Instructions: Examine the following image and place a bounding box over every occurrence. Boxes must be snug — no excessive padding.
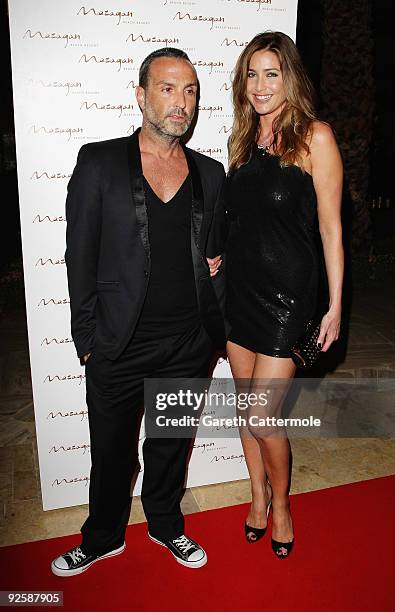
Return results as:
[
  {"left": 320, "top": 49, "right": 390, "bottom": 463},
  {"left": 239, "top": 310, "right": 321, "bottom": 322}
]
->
[
  {"left": 148, "top": 533, "right": 207, "bottom": 569},
  {"left": 51, "top": 543, "right": 126, "bottom": 577}
]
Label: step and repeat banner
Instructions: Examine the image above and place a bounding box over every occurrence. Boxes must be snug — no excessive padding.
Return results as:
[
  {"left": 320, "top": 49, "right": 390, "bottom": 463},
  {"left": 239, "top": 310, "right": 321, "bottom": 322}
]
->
[{"left": 8, "top": 0, "right": 298, "bottom": 510}]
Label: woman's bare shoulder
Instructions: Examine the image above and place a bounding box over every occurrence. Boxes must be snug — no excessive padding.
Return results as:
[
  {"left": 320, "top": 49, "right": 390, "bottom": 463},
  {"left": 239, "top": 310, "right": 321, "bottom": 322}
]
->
[{"left": 309, "top": 120, "right": 337, "bottom": 148}]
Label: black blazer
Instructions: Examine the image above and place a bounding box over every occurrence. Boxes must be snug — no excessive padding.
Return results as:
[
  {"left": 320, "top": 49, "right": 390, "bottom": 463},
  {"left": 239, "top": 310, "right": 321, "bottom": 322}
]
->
[{"left": 65, "top": 128, "right": 227, "bottom": 362}]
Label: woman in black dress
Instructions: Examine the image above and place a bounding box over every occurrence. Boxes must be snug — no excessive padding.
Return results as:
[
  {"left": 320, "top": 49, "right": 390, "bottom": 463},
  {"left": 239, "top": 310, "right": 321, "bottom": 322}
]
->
[{"left": 225, "top": 32, "right": 343, "bottom": 557}]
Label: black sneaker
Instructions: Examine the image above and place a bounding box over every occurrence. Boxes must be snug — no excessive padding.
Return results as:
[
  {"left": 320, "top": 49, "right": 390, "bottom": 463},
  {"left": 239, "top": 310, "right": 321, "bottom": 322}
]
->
[
  {"left": 51, "top": 542, "right": 126, "bottom": 577},
  {"left": 148, "top": 533, "right": 207, "bottom": 568}
]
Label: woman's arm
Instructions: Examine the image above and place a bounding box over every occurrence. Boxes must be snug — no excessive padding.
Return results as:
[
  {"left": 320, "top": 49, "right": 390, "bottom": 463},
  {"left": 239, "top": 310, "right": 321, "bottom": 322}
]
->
[
  {"left": 310, "top": 121, "right": 344, "bottom": 352},
  {"left": 206, "top": 168, "right": 227, "bottom": 276}
]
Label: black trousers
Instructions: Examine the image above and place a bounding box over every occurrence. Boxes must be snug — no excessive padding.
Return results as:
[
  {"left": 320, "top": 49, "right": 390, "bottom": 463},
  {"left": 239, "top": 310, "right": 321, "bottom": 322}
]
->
[{"left": 81, "top": 323, "right": 213, "bottom": 553}]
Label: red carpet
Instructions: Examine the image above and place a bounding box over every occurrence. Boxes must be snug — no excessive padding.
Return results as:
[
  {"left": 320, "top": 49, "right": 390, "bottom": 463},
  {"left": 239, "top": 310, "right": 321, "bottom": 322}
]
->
[{"left": 1, "top": 475, "right": 394, "bottom": 612}]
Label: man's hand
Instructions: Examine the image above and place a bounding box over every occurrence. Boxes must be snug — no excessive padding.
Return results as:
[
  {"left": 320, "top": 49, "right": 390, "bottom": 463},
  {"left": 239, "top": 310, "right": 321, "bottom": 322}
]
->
[
  {"left": 83, "top": 352, "right": 91, "bottom": 363},
  {"left": 207, "top": 255, "right": 222, "bottom": 277}
]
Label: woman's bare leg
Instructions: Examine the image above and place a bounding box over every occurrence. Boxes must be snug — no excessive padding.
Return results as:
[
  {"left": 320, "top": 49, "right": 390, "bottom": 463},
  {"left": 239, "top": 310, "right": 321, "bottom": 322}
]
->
[
  {"left": 226, "top": 341, "right": 272, "bottom": 530},
  {"left": 249, "top": 354, "right": 296, "bottom": 544}
]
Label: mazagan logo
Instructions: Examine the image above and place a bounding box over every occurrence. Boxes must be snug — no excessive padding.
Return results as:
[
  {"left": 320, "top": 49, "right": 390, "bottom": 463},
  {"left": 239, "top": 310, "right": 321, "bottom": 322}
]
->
[
  {"left": 173, "top": 12, "right": 225, "bottom": 30},
  {"left": 80, "top": 101, "right": 133, "bottom": 117},
  {"left": 77, "top": 6, "right": 133, "bottom": 25},
  {"left": 79, "top": 54, "right": 133, "bottom": 72},
  {"left": 23, "top": 30, "right": 81, "bottom": 48},
  {"left": 27, "top": 79, "right": 82, "bottom": 96},
  {"left": 29, "top": 125, "right": 83, "bottom": 142},
  {"left": 126, "top": 33, "right": 180, "bottom": 46},
  {"left": 232, "top": 0, "right": 272, "bottom": 12}
]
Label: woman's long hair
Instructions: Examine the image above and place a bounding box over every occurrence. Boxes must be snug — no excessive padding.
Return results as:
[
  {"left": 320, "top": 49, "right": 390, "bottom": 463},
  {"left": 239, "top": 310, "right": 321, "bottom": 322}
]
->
[{"left": 228, "top": 31, "right": 317, "bottom": 173}]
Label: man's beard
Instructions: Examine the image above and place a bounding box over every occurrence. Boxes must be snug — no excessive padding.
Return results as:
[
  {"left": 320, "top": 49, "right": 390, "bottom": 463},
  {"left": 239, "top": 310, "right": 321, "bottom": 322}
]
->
[{"left": 143, "top": 99, "right": 193, "bottom": 138}]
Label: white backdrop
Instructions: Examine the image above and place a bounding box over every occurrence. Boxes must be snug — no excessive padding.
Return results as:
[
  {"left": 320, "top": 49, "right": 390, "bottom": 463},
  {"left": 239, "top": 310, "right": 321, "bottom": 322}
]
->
[{"left": 8, "top": 0, "right": 298, "bottom": 510}]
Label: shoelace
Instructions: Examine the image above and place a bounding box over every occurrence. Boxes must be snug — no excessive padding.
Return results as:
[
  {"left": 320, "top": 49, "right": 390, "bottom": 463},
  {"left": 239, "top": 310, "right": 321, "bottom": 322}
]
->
[
  {"left": 172, "top": 536, "right": 196, "bottom": 555},
  {"left": 68, "top": 547, "right": 87, "bottom": 565}
]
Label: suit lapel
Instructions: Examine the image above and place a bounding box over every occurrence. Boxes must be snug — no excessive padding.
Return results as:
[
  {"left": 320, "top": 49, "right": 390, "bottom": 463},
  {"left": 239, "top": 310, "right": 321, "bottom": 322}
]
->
[
  {"left": 126, "top": 132, "right": 204, "bottom": 261},
  {"left": 126, "top": 128, "right": 150, "bottom": 261},
  {"left": 183, "top": 146, "right": 204, "bottom": 252}
]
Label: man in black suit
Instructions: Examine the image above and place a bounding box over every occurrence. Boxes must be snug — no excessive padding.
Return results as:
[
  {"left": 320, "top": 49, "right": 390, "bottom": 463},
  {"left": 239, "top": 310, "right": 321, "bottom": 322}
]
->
[{"left": 51, "top": 48, "right": 226, "bottom": 576}]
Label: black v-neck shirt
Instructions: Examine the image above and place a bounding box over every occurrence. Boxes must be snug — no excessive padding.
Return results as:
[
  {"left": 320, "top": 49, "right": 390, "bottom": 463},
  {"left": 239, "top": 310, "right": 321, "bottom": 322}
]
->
[{"left": 134, "top": 174, "right": 200, "bottom": 338}]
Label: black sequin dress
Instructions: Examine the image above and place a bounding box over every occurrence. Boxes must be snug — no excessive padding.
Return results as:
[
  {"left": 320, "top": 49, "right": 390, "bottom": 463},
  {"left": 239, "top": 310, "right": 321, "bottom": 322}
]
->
[{"left": 225, "top": 144, "right": 321, "bottom": 357}]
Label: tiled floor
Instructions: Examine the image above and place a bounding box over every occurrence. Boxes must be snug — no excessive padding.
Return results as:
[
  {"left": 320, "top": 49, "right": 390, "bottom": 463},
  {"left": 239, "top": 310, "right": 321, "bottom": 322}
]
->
[{"left": 0, "top": 287, "right": 394, "bottom": 547}]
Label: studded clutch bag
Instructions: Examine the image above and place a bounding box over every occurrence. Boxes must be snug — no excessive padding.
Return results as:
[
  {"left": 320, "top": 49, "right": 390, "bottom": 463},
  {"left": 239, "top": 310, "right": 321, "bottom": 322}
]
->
[{"left": 291, "top": 318, "right": 322, "bottom": 369}]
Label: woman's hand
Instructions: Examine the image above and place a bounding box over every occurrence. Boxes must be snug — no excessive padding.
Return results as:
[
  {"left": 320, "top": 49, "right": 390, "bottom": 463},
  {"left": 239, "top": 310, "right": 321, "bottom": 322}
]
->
[
  {"left": 207, "top": 255, "right": 222, "bottom": 277},
  {"left": 317, "top": 308, "right": 341, "bottom": 352}
]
